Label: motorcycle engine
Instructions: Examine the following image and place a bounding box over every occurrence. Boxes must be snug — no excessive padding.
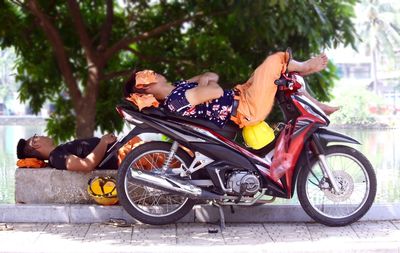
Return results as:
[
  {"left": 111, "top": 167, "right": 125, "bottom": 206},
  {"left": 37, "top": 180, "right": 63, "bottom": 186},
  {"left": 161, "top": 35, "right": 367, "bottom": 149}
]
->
[{"left": 226, "top": 171, "right": 261, "bottom": 196}]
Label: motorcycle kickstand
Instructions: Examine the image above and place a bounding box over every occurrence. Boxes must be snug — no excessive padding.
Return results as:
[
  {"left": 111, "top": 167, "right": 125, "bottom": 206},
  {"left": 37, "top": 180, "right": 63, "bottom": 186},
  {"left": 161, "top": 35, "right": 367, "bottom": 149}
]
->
[{"left": 212, "top": 202, "right": 226, "bottom": 231}]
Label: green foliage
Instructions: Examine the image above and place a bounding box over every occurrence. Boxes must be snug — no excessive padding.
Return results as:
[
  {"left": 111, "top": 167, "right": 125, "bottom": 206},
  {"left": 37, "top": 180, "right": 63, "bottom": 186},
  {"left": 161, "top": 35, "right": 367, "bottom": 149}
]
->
[
  {"left": 45, "top": 96, "right": 75, "bottom": 144},
  {"left": 0, "top": 0, "right": 358, "bottom": 140},
  {"left": 0, "top": 48, "right": 18, "bottom": 102},
  {"left": 330, "top": 84, "right": 384, "bottom": 125}
]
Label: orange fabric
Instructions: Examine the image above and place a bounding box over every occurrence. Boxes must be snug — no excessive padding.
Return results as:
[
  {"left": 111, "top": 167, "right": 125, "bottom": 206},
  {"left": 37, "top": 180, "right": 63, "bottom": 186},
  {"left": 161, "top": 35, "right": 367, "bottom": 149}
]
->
[
  {"left": 126, "top": 93, "right": 159, "bottom": 111},
  {"left": 135, "top": 70, "right": 157, "bottom": 89},
  {"left": 231, "top": 52, "right": 290, "bottom": 127},
  {"left": 17, "top": 158, "right": 47, "bottom": 168},
  {"left": 116, "top": 135, "right": 196, "bottom": 171},
  {"left": 135, "top": 153, "right": 165, "bottom": 170},
  {"left": 117, "top": 136, "right": 144, "bottom": 165}
]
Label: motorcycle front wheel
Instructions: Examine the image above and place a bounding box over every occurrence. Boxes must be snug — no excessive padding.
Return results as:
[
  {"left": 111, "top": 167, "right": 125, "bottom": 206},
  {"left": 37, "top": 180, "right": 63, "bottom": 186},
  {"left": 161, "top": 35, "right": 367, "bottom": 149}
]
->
[
  {"left": 117, "top": 141, "right": 196, "bottom": 225},
  {"left": 297, "top": 145, "right": 377, "bottom": 226}
]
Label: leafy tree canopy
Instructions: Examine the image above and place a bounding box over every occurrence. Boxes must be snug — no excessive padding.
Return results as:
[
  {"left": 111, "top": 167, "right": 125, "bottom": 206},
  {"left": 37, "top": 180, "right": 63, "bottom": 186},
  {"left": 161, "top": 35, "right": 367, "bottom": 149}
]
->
[{"left": 0, "top": 0, "right": 357, "bottom": 142}]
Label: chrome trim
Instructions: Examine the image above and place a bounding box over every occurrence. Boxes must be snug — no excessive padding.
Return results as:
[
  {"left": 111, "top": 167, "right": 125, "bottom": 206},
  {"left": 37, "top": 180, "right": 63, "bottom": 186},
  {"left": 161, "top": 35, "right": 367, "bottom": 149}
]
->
[
  {"left": 189, "top": 179, "right": 214, "bottom": 187},
  {"left": 318, "top": 154, "right": 341, "bottom": 193},
  {"left": 122, "top": 111, "right": 143, "bottom": 124},
  {"left": 162, "top": 141, "right": 179, "bottom": 172},
  {"left": 130, "top": 169, "right": 203, "bottom": 197},
  {"left": 218, "top": 189, "right": 269, "bottom": 206},
  {"left": 215, "top": 168, "right": 233, "bottom": 193}
]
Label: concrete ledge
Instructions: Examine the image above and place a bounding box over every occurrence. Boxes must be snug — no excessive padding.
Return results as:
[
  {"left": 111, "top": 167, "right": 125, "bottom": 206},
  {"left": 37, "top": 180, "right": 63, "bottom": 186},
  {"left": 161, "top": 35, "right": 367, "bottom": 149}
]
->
[
  {"left": 0, "top": 204, "right": 194, "bottom": 223},
  {"left": 12, "top": 168, "right": 400, "bottom": 223},
  {"left": 1, "top": 203, "right": 399, "bottom": 223},
  {"left": 15, "top": 168, "right": 117, "bottom": 204}
]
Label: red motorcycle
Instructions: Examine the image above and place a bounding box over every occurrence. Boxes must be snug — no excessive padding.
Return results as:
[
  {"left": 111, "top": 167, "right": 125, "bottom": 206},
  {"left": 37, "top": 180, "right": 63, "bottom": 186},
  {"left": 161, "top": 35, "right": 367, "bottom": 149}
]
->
[{"left": 102, "top": 70, "right": 376, "bottom": 227}]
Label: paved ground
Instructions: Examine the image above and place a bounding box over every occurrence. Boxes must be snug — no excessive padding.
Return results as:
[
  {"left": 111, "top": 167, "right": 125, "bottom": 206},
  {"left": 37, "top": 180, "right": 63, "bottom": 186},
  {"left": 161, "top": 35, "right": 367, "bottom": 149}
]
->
[{"left": 1, "top": 220, "right": 400, "bottom": 253}]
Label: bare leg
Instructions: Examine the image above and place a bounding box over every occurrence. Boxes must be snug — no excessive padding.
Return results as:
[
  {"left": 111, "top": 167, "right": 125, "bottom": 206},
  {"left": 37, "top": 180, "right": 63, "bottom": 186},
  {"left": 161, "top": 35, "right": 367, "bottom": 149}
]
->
[
  {"left": 287, "top": 53, "right": 338, "bottom": 115},
  {"left": 301, "top": 89, "right": 340, "bottom": 115},
  {"left": 287, "top": 53, "right": 328, "bottom": 76}
]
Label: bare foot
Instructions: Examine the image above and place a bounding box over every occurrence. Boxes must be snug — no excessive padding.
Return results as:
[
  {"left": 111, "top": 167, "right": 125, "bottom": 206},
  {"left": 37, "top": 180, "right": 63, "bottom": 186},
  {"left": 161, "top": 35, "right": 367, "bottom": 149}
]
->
[
  {"left": 287, "top": 53, "right": 328, "bottom": 76},
  {"left": 300, "top": 53, "right": 328, "bottom": 76},
  {"left": 319, "top": 104, "right": 340, "bottom": 116}
]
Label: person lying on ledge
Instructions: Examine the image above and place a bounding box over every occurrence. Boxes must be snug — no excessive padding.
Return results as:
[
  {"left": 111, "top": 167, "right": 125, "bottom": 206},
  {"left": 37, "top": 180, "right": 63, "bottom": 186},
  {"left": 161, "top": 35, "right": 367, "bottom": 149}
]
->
[
  {"left": 125, "top": 51, "right": 339, "bottom": 129},
  {"left": 17, "top": 133, "right": 119, "bottom": 171}
]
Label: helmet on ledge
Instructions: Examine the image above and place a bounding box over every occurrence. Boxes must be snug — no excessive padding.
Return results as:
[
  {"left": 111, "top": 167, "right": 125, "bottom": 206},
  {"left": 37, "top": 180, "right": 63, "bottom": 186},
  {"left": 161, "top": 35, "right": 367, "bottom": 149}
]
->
[
  {"left": 242, "top": 121, "right": 275, "bottom": 150},
  {"left": 87, "top": 176, "right": 118, "bottom": 206}
]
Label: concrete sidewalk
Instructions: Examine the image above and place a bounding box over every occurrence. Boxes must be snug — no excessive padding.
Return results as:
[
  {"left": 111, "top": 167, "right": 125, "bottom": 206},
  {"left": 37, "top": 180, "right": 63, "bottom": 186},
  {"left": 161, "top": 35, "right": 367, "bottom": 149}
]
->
[
  {"left": 0, "top": 220, "right": 400, "bottom": 253},
  {"left": 2, "top": 203, "right": 400, "bottom": 224}
]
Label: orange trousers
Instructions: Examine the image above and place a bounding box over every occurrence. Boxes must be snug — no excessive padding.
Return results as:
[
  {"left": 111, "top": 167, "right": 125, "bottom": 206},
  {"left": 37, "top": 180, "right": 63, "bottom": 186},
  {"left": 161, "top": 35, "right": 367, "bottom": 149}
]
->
[{"left": 231, "top": 52, "right": 290, "bottom": 127}]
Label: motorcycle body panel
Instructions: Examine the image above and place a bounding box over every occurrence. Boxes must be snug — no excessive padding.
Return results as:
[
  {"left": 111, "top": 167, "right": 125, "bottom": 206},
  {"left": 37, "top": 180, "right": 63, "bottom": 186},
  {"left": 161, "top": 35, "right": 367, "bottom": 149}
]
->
[
  {"left": 112, "top": 74, "right": 364, "bottom": 203},
  {"left": 113, "top": 71, "right": 376, "bottom": 227}
]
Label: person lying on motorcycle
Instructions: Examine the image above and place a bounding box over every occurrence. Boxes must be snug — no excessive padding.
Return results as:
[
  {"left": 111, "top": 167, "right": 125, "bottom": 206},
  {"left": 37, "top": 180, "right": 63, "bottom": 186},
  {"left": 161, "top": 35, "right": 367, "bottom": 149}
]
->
[
  {"left": 17, "top": 133, "right": 119, "bottom": 171},
  {"left": 124, "top": 51, "right": 339, "bottom": 128}
]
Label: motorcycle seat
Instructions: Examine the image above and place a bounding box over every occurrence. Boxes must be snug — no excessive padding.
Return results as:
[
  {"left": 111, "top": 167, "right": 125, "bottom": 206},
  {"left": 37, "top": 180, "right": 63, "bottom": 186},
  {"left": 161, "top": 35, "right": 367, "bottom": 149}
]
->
[{"left": 140, "top": 107, "right": 240, "bottom": 139}]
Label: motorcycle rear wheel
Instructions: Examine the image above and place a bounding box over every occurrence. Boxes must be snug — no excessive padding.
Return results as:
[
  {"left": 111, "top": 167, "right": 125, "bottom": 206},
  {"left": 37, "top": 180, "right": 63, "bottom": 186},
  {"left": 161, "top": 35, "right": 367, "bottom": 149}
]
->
[
  {"left": 297, "top": 145, "right": 377, "bottom": 226},
  {"left": 117, "top": 141, "right": 196, "bottom": 225}
]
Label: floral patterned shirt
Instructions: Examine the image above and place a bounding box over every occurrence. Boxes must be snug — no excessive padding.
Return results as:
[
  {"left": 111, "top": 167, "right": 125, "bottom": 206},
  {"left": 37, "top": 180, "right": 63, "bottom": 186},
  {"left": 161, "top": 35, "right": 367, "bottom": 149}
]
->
[{"left": 162, "top": 80, "right": 234, "bottom": 128}]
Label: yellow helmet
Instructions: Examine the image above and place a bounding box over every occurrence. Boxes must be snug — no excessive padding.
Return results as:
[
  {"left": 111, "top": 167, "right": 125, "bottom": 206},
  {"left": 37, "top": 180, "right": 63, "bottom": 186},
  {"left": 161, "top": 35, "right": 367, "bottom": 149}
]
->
[
  {"left": 88, "top": 176, "right": 118, "bottom": 206},
  {"left": 242, "top": 121, "right": 275, "bottom": 150}
]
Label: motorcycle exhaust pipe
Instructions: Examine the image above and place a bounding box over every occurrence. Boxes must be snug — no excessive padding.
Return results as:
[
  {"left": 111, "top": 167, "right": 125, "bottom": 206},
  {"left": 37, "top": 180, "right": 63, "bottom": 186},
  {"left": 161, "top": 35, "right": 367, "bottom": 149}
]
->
[{"left": 128, "top": 169, "right": 231, "bottom": 201}]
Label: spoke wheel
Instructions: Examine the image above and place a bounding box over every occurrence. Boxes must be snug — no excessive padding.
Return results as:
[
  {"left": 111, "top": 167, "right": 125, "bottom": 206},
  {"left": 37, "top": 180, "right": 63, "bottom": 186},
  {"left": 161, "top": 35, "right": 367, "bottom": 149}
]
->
[
  {"left": 297, "top": 145, "right": 376, "bottom": 226},
  {"left": 118, "top": 141, "right": 196, "bottom": 225}
]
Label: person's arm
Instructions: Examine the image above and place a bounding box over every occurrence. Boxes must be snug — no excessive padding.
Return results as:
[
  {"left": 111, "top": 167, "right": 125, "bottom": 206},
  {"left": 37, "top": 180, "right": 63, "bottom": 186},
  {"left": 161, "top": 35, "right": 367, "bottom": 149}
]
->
[
  {"left": 185, "top": 80, "right": 224, "bottom": 106},
  {"left": 187, "top": 72, "right": 219, "bottom": 87},
  {"left": 65, "top": 134, "right": 117, "bottom": 172}
]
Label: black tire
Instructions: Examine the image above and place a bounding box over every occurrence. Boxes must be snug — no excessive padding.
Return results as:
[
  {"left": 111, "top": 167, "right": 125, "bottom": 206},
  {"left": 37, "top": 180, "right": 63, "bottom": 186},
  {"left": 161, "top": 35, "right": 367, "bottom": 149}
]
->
[
  {"left": 117, "top": 141, "right": 196, "bottom": 225},
  {"left": 297, "top": 145, "right": 377, "bottom": 226}
]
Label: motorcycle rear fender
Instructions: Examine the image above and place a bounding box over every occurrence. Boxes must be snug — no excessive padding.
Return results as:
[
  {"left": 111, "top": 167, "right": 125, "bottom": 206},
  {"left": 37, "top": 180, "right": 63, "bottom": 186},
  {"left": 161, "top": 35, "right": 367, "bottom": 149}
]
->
[
  {"left": 98, "top": 126, "right": 157, "bottom": 168},
  {"left": 314, "top": 128, "right": 360, "bottom": 148}
]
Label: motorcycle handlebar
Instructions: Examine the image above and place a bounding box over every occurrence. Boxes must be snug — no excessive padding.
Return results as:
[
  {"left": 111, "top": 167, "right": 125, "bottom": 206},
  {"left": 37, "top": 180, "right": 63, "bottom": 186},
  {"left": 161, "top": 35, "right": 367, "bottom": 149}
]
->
[
  {"left": 274, "top": 72, "right": 302, "bottom": 91},
  {"left": 274, "top": 77, "right": 288, "bottom": 86}
]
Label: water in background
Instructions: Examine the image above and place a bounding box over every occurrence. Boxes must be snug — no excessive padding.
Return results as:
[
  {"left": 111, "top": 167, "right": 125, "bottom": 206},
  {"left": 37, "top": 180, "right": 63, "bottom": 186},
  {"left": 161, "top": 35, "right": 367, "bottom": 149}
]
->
[
  {"left": 0, "top": 125, "right": 399, "bottom": 204},
  {"left": 339, "top": 128, "right": 400, "bottom": 204},
  {"left": 0, "top": 124, "right": 45, "bottom": 203}
]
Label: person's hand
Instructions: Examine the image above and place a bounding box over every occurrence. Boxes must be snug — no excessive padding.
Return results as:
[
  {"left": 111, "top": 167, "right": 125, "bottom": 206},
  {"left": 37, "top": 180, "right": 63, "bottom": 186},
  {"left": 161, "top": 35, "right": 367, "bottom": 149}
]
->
[
  {"left": 198, "top": 72, "right": 219, "bottom": 87},
  {"left": 198, "top": 76, "right": 210, "bottom": 87},
  {"left": 101, "top": 133, "right": 117, "bottom": 144}
]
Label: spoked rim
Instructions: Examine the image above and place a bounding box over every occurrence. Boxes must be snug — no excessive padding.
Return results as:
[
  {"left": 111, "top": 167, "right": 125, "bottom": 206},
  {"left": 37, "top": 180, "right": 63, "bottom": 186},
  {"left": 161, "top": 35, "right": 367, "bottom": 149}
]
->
[
  {"left": 124, "top": 150, "right": 189, "bottom": 218},
  {"left": 305, "top": 153, "right": 371, "bottom": 219}
]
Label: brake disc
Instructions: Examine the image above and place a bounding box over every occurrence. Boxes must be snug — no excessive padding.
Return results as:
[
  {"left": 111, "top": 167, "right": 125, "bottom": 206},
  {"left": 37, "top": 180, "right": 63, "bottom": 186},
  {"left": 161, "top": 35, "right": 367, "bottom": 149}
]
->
[{"left": 322, "top": 170, "right": 354, "bottom": 202}]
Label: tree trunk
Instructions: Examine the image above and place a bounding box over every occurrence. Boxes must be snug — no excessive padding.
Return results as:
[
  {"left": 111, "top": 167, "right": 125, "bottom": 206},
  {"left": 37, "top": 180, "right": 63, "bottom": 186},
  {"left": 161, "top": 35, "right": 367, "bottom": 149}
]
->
[
  {"left": 74, "top": 66, "right": 100, "bottom": 139},
  {"left": 75, "top": 104, "right": 97, "bottom": 139}
]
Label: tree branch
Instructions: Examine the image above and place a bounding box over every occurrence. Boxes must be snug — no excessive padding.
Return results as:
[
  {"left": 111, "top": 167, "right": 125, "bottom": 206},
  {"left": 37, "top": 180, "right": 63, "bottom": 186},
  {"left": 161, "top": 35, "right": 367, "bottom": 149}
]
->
[
  {"left": 102, "top": 69, "right": 135, "bottom": 81},
  {"left": 98, "top": 0, "right": 114, "bottom": 52},
  {"left": 126, "top": 47, "right": 194, "bottom": 66},
  {"left": 66, "top": 0, "right": 97, "bottom": 64},
  {"left": 103, "top": 11, "right": 207, "bottom": 62},
  {"left": 26, "top": 0, "right": 82, "bottom": 105}
]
